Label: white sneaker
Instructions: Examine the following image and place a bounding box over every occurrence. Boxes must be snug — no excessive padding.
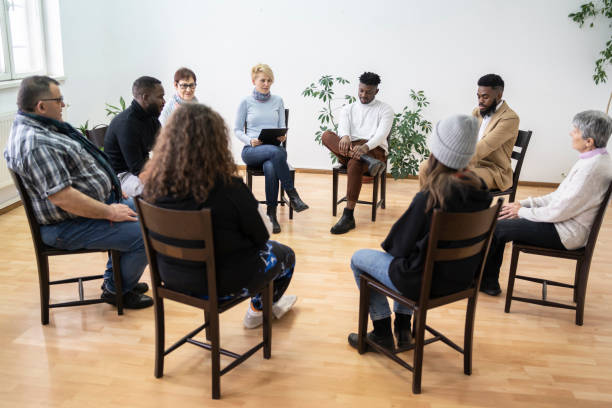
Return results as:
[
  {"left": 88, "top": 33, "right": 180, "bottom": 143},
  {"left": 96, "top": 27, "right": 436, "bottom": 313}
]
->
[
  {"left": 272, "top": 295, "right": 297, "bottom": 319},
  {"left": 243, "top": 305, "right": 263, "bottom": 329}
]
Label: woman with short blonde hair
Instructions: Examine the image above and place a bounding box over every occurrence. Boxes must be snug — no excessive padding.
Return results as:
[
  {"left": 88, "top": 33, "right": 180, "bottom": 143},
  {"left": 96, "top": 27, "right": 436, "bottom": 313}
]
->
[{"left": 234, "top": 63, "right": 308, "bottom": 233}]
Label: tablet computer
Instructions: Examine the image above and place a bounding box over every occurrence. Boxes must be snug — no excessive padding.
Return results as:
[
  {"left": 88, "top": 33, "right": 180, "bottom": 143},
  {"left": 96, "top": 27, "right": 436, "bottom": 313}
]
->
[{"left": 258, "top": 128, "right": 288, "bottom": 146}]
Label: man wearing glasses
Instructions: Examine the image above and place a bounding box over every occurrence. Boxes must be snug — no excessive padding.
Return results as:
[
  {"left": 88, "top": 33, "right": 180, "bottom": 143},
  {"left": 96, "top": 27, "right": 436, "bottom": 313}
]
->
[
  {"left": 104, "top": 76, "right": 165, "bottom": 197},
  {"left": 4, "top": 76, "right": 153, "bottom": 309}
]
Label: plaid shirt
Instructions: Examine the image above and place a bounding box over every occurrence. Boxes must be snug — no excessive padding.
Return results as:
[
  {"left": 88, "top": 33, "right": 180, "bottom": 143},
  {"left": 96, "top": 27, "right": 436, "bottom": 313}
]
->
[{"left": 4, "top": 113, "right": 112, "bottom": 225}]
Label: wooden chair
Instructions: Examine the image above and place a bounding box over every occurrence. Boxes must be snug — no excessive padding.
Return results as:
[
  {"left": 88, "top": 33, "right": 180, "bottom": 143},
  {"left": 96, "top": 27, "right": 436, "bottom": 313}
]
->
[
  {"left": 356, "top": 199, "right": 503, "bottom": 393},
  {"left": 85, "top": 125, "right": 108, "bottom": 149},
  {"left": 134, "top": 198, "right": 273, "bottom": 400},
  {"left": 490, "top": 129, "right": 532, "bottom": 202},
  {"left": 504, "top": 181, "right": 612, "bottom": 326},
  {"left": 332, "top": 134, "right": 391, "bottom": 222},
  {"left": 245, "top": 109, "right": 294, "bottom": 219},
  {"left": 9, "top": 170, "right": 123, "bottom": 325}
]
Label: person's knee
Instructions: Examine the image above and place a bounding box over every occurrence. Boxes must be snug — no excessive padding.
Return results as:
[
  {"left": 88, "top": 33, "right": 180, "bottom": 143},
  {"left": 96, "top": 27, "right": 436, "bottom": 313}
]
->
[
  {"left": 270, "top": 147, "right": 287, "bottom": 162},
  {"left": 262, "top": 160, "right": 275, "bottom": 174},
  {"left": 321, "top": 130, "right": 338, "bottom": 146}
]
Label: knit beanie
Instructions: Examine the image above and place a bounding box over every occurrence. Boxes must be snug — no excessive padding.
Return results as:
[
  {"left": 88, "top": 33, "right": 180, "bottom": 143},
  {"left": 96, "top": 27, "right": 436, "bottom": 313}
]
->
[{"left": 428, "top": 114, "right": 479, "bottom": 170}]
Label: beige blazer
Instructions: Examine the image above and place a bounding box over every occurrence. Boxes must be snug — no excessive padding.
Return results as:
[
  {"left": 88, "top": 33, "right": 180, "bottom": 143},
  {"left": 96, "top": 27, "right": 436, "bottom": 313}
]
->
[{"left": 470, "top": 101, "right": 520, "bottom": 190}]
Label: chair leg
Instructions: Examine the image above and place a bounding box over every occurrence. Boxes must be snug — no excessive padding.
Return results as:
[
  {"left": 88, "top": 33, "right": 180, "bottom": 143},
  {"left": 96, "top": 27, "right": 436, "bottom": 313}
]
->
[
  {"left": 204, "top": 310, "right": 211, "bottom": 341},
  {"left": 504, "top": 246, "right": 521, "bottom": 313},
  {"left": 154, "top": 297, "right": 165, "bottom": 378},
  {"left": 263, "top": 282, "right": 273, "bottom": 359},
  {"left": 110, "top": 250, "right": 123, "bottom": 315},
  {"left": 36, "top": 254, "right": 50, "bottom": 325},
  {"left": 332, "top": 170, "right": 338, "bottom": 217},
  {"left": 357, "top": 277, "right": 370, "bottom": 354},
  {"left": 412, "top": 309, "right": 427, "bottom": 394},
  {"left": 247, "top": 171, "right": 253, "bottom": 191},
  {"left": 575, "top": 260, "right": 588, "bottom": 326},
  {"left": 464, "top": 296, "right": 477, "bottom": 375},
  {"left": 289, "top": 170, "right": 295, "bottom": 220},
  {"left": 371, "top": 174, "right": 379, "bottom": 222},
  {"left": 381, "top": 171, "right": 386, "bottom": 209},
  {"left": 209, "top": 310, "right": 221, "bottom": 399},
  {"left": 573, "top": 261, "right": 581, "bottom": 303}
]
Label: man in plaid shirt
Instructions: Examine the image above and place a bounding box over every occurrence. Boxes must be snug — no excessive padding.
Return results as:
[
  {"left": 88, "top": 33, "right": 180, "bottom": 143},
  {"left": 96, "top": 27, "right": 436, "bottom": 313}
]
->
[{"left": 4, "top": 76, "right": 153, "bottom": 309}]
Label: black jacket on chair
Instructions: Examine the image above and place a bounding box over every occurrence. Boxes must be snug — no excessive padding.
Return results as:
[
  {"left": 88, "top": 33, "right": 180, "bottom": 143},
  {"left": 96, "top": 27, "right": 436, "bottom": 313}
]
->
[{"left": 382, "top": 176, "right": 491, "bottom": 300}]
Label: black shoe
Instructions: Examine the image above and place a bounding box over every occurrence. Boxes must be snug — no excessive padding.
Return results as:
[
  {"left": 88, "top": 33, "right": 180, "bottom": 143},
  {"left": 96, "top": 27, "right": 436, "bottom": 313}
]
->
[
  {"left": 330, "top": 213, "right": 355, "bottom": 234},
  {"left": 103, "top": 281, "right": 149, "bottom": 294},
  {"left": 348, "top": 331, "right": 394, "bottom": 352},
  {"left": 102, "top": 281, "right": 148, "bottom": 294},
  {"left": 479, "top": 280, "right": 502, "bottom": 296},
  {"left": 286, "top": 188, "right": 309, "bottom": 212},
  {"left": 267, "top": 206, "right": 281, "bottom": 234},
  {"left": 101, "top": 289, "right": 154, "bottom": 309},
  {"left": 360, "top": 154, "right": 385, "bottom": 177},
  {"left": 394, "top": 318, "right": 413, "bottom": 349}
]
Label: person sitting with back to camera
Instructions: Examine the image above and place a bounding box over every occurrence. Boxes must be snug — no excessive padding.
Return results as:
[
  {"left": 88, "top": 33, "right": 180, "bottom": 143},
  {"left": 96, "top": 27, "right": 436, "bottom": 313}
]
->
[
  {"left": 347, "top": 114, "right": 491, "bottom": 351},
  {"left": 143, "top": 103, "right": 298, "bottom": 329}
]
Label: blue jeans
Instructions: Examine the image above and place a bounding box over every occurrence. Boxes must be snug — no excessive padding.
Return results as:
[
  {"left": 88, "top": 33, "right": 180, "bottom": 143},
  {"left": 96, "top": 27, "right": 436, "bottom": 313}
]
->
[
  {"left": 242, "top": 145, "right": 294, "bottom": 206},
  {"left": 40, "top": 197, "right": 147, "bottom": 294},
  {"left": 351, "top": 249, "right": 413, "bottom": 321}
]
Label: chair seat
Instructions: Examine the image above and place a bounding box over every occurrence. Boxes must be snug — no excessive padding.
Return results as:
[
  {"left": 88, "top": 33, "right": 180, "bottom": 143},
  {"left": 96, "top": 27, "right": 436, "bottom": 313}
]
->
[
  {"left": 333, "top": 163, "right": 385, "bottom": 178},
  {"left": 514, "top": 242, "right": 584, "bottom": 259},
  {"left": 247, "top": 163, "right": 295, "bottom": 173}
]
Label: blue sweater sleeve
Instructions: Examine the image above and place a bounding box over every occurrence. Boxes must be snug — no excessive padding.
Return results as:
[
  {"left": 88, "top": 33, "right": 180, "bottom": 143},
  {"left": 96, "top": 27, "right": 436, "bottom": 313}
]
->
[{"left": 234, "top": 99, "right": 250, "bottom": 145}]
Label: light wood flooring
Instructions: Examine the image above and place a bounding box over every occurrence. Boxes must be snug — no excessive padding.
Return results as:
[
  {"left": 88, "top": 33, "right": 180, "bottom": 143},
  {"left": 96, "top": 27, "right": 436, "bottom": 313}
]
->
[{"left": 1, "top": 173, "right": 612, "bottom": 407}]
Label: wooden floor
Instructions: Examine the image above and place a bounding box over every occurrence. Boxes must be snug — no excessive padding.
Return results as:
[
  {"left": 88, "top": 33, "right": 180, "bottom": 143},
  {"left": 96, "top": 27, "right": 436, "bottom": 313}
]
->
[{"left": 1, "top": 173, "right": 612, "bottom": 407}]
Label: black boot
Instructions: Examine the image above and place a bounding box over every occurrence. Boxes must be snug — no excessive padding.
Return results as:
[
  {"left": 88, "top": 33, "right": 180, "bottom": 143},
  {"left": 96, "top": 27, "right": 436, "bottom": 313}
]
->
[
  {"left": 394, "top": 313, "right": 413, "bottom": 349},
  {"left": 266, "top": 205, "right": 281, "bottom": 234},
  {"left": 360, "top": 154, "right": 385, "bottom": 177},
  {"left": 348, "top": 317, "right": 393, "bottom": 352},
  {"left": 330, "top": 208, "right": 355, "bottom": 234},
  {"left": 286, "top": 188, "right": 309, "bottom": 212}
]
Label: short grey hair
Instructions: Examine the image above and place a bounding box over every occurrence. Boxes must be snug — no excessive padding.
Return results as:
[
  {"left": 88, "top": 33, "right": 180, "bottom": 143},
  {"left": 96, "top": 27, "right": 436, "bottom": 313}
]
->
[{"left": 572, "top": 110, "right": 612, "bottom": 148}]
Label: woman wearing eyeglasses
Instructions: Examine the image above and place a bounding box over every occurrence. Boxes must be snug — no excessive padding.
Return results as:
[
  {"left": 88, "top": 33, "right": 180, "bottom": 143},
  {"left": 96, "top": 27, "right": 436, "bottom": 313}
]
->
[
  {"left": 234, "top": 63, "right": 308, "bottom": 233},
  {"left": 159, "top": 67, "right": 198, "bottom": 125}
]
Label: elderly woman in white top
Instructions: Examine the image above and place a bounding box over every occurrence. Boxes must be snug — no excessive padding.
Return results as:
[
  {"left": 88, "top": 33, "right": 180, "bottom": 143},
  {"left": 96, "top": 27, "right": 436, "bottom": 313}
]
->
[
  {"left": 159, "top": 67, "right": 198, "bottom": 125},
  {"left": 480, "top": 110, "right": 612, "bottom": 296}
]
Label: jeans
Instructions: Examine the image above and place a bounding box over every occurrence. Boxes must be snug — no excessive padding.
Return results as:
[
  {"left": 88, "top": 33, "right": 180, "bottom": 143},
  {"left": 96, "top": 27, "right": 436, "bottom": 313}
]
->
[
  {"left": 351, "top": 249, "right": 413, "bottom": 321},
  {"left": 39, "top": 196, "right": 147, "bottom": 294},
  {"left": 242, "top": 145, "right": 294, "bottom": 207},
  {"left": 482, "top": 218, "right": 565, "bottom": 285}
]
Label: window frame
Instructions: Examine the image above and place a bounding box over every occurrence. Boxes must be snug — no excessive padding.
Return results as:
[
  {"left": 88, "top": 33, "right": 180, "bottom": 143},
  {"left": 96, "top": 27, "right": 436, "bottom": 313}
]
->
[{"left": 0, "top": 0, "right": 47, "bottom": 81}]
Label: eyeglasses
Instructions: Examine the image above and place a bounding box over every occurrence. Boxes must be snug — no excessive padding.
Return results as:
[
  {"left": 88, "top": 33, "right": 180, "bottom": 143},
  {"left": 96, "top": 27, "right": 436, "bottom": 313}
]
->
[
  {"left": 178, "top": 83, "right": 196, "bottom": 90},
  {"left": 39, "top": 96, "right": 64, "bottom": 103}
]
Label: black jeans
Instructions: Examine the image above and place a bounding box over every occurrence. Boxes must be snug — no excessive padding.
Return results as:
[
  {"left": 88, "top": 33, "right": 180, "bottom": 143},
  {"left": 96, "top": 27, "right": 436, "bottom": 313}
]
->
[{"left": 482, "top": 218, "right": 565, "bottom": 285}]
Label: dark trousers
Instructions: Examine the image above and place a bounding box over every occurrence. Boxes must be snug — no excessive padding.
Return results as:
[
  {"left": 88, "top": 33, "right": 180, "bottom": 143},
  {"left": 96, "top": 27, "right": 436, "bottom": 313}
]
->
[
  {"left": 249, "top": 240, "right": 295, "bottom": 310},
  {"left": 322, "top": 130, "right": 386, "bottom": 203},
  {"left": 482, "top": 218, "right": 565, "bottom": 285}
]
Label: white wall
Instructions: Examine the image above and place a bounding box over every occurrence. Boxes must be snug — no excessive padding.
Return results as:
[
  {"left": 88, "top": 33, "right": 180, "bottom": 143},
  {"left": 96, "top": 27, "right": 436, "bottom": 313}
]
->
[{"left": 3, "top": 0, "right": 610, "bottom": 184}]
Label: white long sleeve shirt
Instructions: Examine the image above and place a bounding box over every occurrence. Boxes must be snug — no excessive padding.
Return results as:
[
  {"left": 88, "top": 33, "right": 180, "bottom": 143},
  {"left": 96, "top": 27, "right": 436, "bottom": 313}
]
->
[
  {"left": 337, "top": 99, "right": 394, "bottom": 152},
  {"left": 518, "top": 149, "right": 612, "bottom": 249}
]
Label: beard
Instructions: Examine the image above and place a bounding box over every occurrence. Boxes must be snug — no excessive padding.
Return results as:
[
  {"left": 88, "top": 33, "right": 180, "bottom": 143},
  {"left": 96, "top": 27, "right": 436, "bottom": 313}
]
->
[
  {"left": 146, "top": 103, "right": 162, "bottom": 116},
  {"left": 479, "top": 98, "right": 498, "bottom": 117}
]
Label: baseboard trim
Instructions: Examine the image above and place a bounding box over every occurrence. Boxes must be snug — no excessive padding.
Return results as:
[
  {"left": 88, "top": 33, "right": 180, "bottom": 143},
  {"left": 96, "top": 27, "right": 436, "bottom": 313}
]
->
[
  {"left": 236, "top": 165, "right": 559, "bottom": 188},
  {"left": 0, "top": 200, "right": 22, "bottom": 215}
]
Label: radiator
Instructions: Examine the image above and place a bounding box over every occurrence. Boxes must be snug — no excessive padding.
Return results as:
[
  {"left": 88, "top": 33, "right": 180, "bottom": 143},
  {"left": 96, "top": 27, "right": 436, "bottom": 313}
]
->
[{"left": 0, "top": 111, "right": 16, "bottom": 189}]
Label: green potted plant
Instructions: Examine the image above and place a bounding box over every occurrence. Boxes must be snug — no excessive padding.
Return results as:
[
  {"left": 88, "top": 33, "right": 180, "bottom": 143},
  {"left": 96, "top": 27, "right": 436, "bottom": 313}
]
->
[{"left": 388, "top": 90, "right": 432, "bottom": 179}]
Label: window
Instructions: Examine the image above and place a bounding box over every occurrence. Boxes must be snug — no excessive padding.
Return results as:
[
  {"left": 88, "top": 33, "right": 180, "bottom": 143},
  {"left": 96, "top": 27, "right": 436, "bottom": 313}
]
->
[{"left": 0, "top": 0, "right": 57, "bottom": 81}]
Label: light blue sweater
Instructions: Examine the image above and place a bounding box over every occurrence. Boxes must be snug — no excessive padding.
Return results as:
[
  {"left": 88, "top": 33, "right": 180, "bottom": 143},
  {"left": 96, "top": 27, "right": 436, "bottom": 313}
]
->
[{"left": 234, "top": 95, "right": 285, "bottom": 145}]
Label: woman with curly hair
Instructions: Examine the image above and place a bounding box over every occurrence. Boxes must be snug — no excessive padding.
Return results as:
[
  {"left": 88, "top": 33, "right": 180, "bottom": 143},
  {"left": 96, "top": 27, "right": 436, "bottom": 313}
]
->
[{"left": 143, "top": 103, "right": 297, "bottom": 329}]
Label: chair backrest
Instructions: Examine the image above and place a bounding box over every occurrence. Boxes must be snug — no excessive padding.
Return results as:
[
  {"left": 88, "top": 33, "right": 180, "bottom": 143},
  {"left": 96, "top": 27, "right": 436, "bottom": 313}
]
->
[
  {"left": 418, "top": 199, "right": 503, "bottom": 306},
  {"left": 510, "top": 130, "right": 532, "bottom": 188},
  {"left": 583, "top": 181, "right": 612, "bottom": 261},
  {"left": 8, "top": 169, "right": 45, "bottom": 253},
  {"left": 134, "top": 197, "right": 219, "bottom": 304},
  {"left": 85, "top": 125, "right": 108, "bottom": 149}
]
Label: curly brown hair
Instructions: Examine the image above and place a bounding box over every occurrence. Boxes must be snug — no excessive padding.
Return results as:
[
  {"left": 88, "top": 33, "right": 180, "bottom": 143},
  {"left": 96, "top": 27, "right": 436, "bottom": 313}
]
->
[{"left": 143, "top": 103, "right": 237, "bottom": 203}]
